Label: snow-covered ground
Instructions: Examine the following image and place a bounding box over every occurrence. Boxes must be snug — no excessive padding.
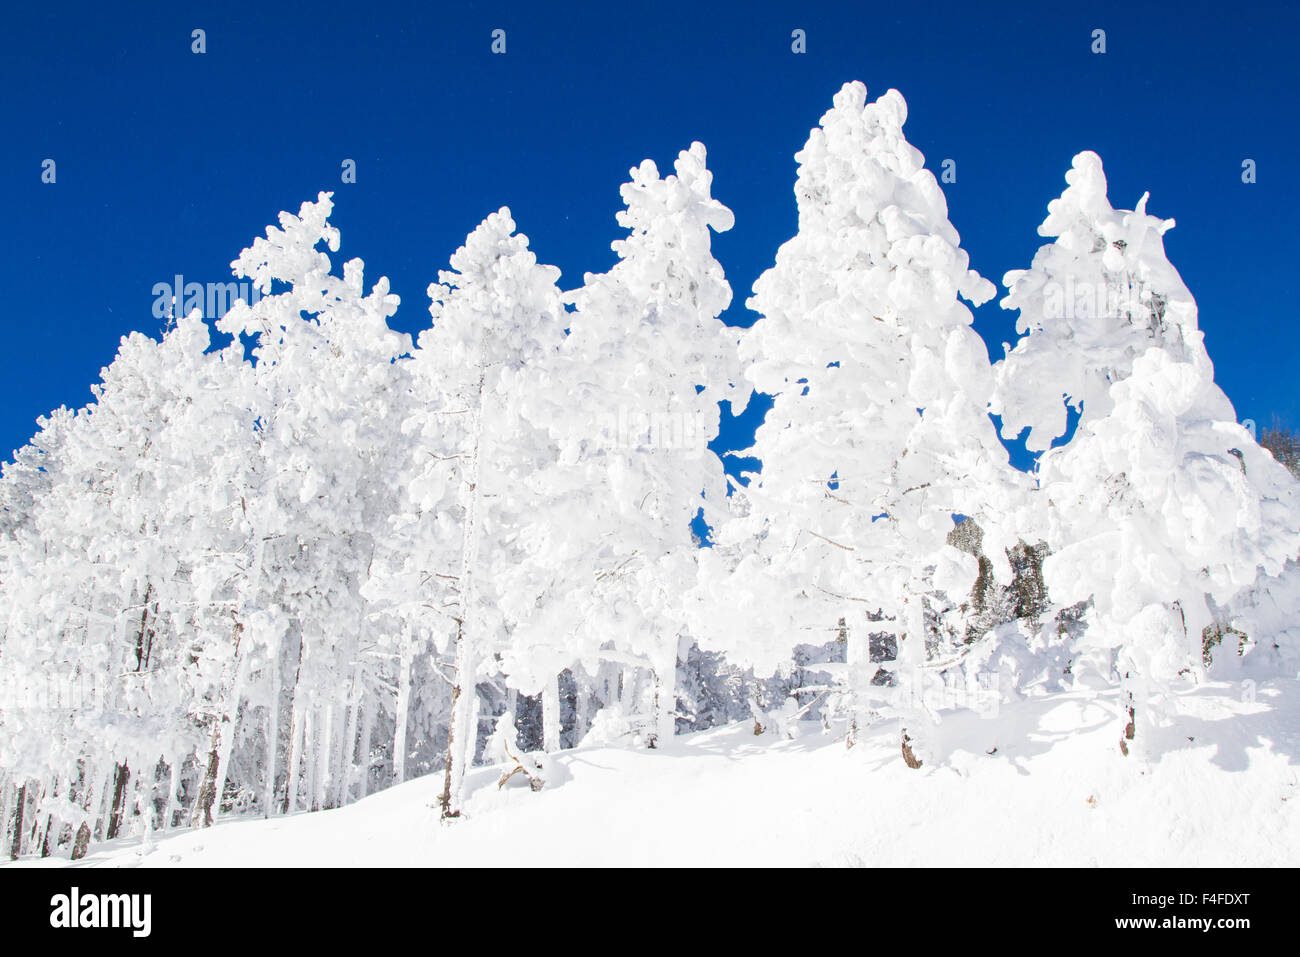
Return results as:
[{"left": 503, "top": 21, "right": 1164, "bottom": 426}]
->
[{"left": 10, "top": 680, "right": 1298, "bottom": 868}]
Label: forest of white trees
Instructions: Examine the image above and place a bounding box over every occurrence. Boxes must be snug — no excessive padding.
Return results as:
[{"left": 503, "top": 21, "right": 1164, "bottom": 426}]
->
[{"left": 3, "top": 82, "right": 1298, "bottom": 859}]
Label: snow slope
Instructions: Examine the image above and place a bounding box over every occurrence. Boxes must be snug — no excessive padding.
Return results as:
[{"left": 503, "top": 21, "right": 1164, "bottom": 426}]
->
[{"left": 10, "top": 680, "right": 1298, "bottom": 868}]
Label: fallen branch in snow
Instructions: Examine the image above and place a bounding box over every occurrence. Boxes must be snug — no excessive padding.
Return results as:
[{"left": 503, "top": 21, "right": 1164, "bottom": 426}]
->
[
  {"left": 497, "top": 740, "right": 545, "bottom": 792},
  {"left": 920, "top": 645, "right": 980, "bottom": 671},
  {"left": 787, "top": 690, "right": 833, "bottom": 723}
]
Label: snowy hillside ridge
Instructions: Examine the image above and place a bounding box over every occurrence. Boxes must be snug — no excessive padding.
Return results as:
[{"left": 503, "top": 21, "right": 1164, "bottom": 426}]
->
[
  {"left": 3, "top": 81, "right": 1299, "bottom": 864},
  {"left": 7, "top": 681, "right": 1297, "bottom": 868}
]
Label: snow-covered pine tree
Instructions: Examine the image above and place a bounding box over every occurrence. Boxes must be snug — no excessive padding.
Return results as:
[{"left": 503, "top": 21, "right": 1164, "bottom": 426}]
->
[
  {"left": 546, "top": 142, "right": 744, "bottom": 749},
  {"left": 0, "top": 308, "right": 258, "bottom": 850},
  {"left": 992, "top": 152, "right": 1300, "bottom": 757},
  {"left": 410, "top": 208, "right": 569, "bottom": 818},
  {"left": 692, "top": 82, "right": 1018, "bottom": 765},
  {"left": 216, "top": 192, "right": 410, "bottom": 817}
]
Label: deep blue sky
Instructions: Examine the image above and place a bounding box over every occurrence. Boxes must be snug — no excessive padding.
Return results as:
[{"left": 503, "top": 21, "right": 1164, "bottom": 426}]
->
[{"left": 2, "top": 1, "right": 1296, "bottom": 479}]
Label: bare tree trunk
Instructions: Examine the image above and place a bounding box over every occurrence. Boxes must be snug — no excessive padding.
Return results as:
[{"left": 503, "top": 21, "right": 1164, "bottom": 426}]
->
[
  {"left": 318, "top": 702, "right": 337, "bottom": 810},
  {"left": 39, "top": 810, "right": 53, "bottom": 858},
  {"left": 313, "top": 707, "right": 330, "bottom": 811},
  {"left": 282, "top": 701, "right": 305, "bottom": 815},
  {"left": 193, "top": 616, "right": 245, "bottom": 828},
  {"left": 0, "top": 778, "right": 10, "bottom": 859},
  {"left": 341, "top": 695, "right": 359, "bottom": 808},
  {"left": 542, "top": 673, "right": 562, "bottom": 753},
  {"left": 649, "top": 637, "right": 684, "bottom": 749},
  {"left": 357, "top": 691, "right": 375, "bottom": 800},
  {"left": 71, "top": 822, "right": 91, "bottom": 860},
  {"left": 106, "top": 763, "right": 130, "bottom": 839},
  {"left": 210, "top": 703, "right": 240, "bottom": 822},
  {"left": 440, "top": 364, "right": 487, "bottom": 820},
  {"left": 306, "top": 709, "right": 321, "bottom": 812},
  {"left": 840, "top": 616, "right": 864, "bottom": 749},
  {"left": 1117, "top": 653, "right": 1145, "bottom": 758},
  {"left": 393, "top": 635, "right": 412, "bottom": 785},
  {"left": 9, "top": 783, "right": 25, "bottom": 860},
  {"left": 1120, "top": 691, "right": 1137, "bottom": 757},
  {"left": 337, "top": 672, "right": 361, "bottom": 808},
  {"left": 440, "top": 627, "right": 478, "bottom": 819},
  {"left": 136, "top": 775, "right": 155, "bottom": 852},
  {"left": 898, "top": 583, "right": 927, "bottom": 769},
  {"left": 601, "top": 662, "right": 617, "bottom": 715},
  {"left": 191, "top": 726, "right": 221, "bottom": 828},
  {"left": 468, "top": 682, "right": 483, "bottom": 767},
  {"left": 134, "top": 582, "right": 156, "bottom": 672},
  {"left": 94, "top": 766, "right": 114, "bottom": 841},
  {"left": 574, "top": 671, "right": 592, "bottom": 746},
  {"left": 262, "top": 631, "right": 281, "bottom": 818},
  {"left": 280, "top": 623, "right": 306, "bottom": 815},
  {"left": 162, "top": 760, "right": 178, "bottom": 831},
  {"left": 26, "top": 784, "right": 44, "bottom": 850}
]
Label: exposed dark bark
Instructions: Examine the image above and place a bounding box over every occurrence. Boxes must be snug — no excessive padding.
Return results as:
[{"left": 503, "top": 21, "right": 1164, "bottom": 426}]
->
[
  {"left": 106, "top": 763, "right": 130, "bottom": 839},
  {"left": 901, "top": 731, "right": 923, "bottom": 769},
  {"left": 40, "top": 816, "right": 54, "bottom": 858},
  {"left": 195, "top": 614, "right": 244, "bottom": 826},
  {"left": 71, "top": 822, "right": 91, "bottom": 860},
  {"left": 439, "top": 645, "right": 464, "bottom": 820},
  {"left": 9, "top": 784, "right": 25, "bottom": 860},
  {"left": 192, "top": 724, "right": 221, "bottom": 828},
  {"left": 135, "top": 582, "right": 155, "bottom": 672},
  {"left": 1119, "top": 704, "right": 1136, "bottom": 757}
]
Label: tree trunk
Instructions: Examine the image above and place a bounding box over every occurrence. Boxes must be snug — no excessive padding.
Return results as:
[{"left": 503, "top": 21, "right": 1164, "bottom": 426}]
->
[
  {"left": 196, "top": 614, "right": 248, "bottom": 827},
  {"left": 440, "top": 362, "right": 488, "bottom": 820},
  {"left": 135, "top": 582, "right": 155, "bottom": 672},
  {"left": 1117, "top": 654, "right": 1145, "bottom": 758},
  {"left": 749, "top": 690, "right": 767, "bottom": 736},
  {"left": 841, "top": 616, "right": 864, "bottom": 749},
  {"left": 282, "top": 701, "right": 305, "bottom": 815},
  {"left": 321, "top": 702, "right": 340, "bottom": 806},
  {"left": 191, "top": 726, "right": 221, "bottom": 828},
  {"left": 337, "top": 672, "right": 361, "bottom": 808},
  {"left": 357, "top": 693, "right": 375, "bottom": 800},
  {"left": 306, "top": 708, "right": 321, "bottom": 812},
  {"left": 901, "top": 731, "right": 923, "bottom": 769},
  {"left": 9, "top": 783, "right": 25, "bottom": 860},
  {"left": 542, "top": 673, "right": 562, "bottom": 753},
  {"left": 440, "top": 642, "right": 467, "bottom": 818},
  {"left": 898, "top": 581, "right": 928, "bottom": 769},
  {"left": 136, "top": 776, "right": 156, "bottom": 852},
  {"left": 38, "top": 810, "right": 53, "bottom": 858},
  {"left": 574, "top": 672, "right": 591, "bottom": 747},
  {"left": 468, "top": 681, "right": 483, "bottom": 767},
  {"left": 649, "top": 636, "right": 684, "bottom": 749},
  {"left": 162, "top": 760, "right": 178, "bottom": 831},
  {"left": 393, "top": 636, "right": 412, "bottom": 785},
  {"left": 262, "top": 631, "right": 281, "bottom": 818},
  {"left": 71, "top": 822, "right": 91, "bottom": 860},
  {"left": 210, "top": 706, "right": 238, "bottom": 822},
  {"left": 1120, "top": 694, "right": 1137, "bottom": 757},
  {"left": 0, "top": 779, "right": 10, "bottom": 859},
  {"left": 106, "top": 763, "right": 130, "bottom": 839},
  {"left": 440, "top": 627, "right": 478, "bottom": 819},
  {"left": 94, "top": 766, "right": 114, "bottom": 841}
]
